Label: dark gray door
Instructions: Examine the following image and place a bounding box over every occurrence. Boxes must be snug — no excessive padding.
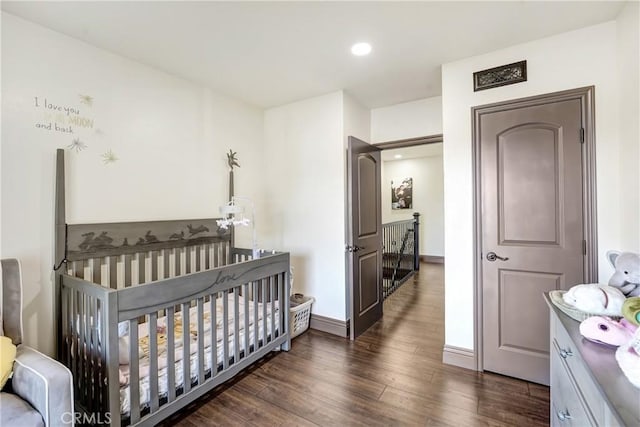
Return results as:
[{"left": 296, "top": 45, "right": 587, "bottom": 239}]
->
[
  {"left": 480, "top": 98, "right": 585, "bottom": 385},
  {"left": 347, "top": 136, "right": 382, "bottom": 339}
]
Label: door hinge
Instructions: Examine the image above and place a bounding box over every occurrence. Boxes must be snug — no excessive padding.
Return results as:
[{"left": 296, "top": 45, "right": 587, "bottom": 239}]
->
[
  {"left": 580, "top": 128, "right": 585, "bottom": 144},
  {"left": 582, "top": 240, "right": 587, "bottom": 255}
]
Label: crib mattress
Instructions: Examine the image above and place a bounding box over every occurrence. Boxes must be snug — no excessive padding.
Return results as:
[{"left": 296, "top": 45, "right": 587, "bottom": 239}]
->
[{"left": 118, "top": 295, "right": 279, "bottom": 415}]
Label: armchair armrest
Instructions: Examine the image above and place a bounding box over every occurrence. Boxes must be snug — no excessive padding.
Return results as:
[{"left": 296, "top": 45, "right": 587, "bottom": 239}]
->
[{"left": 12, "top": 345, "right": 74, "bottom": 426}]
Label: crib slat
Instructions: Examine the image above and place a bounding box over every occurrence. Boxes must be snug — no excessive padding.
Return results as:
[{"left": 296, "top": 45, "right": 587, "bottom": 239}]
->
[
  {"left": 91, "top": 258, "right": 101, "bottom": 285},
  {"left": 270, "top": 276, "right": 276, "bottom": 341},
  {"left": 211, "top": 294, "right": 217, "bottom": 376},
  {"left": 253, "top": 282, "right": 259, "bottom": 351},
  {"left": 151, "top": 251, "right": 158, "bottom": 282},
  {"left": 182, "top": 302, "right": 191, "bottom": 393},
  {"left": 215, "top": 243, "right": 222, "bottom": 268},
  {"left": 174, "top": 248, "right": 181, "bottom": 277},
  {"left": 84, "top": 294, "right": 91, "bottom": 406},
  {"left": 234, "top": 290, "right": 240, "bottom": 364},
  {"left": 222, "top": 291, "right": 229, "bottom": 369},
  {"left": 278, "top": 273, "right": 284, "bottom": 337},
  {"left": 185, "top": 248, "right": 191, "bottom": 274},
  {"left": 90, "top": 296, "right": 98, "bottom": 413},
  {"left": 74, "top": 260, "right": 84, "bottom": 279},
  {"left": 78, "top": 292, "right": 86, "bottom": 403},
  {"left": 86, "top": 297, "right": 96, "bottom": 411},
  {"left": 99, "top": 298, "right": 108, "bottom": 416},
  {"left": 262, "top": 279, "right": 268, "bottom": 345},
  {"left": 62, "top": 286, "right": 69, "bottom": 368},
  {"left": 167, "top": 306, "right": 176, "bottom": 402},
  {"left": 149, "top": 312, "right": 159, "bottom": 412},
  {"left": 129, "top": 318, "right": 140, "bottom": 423},
  {"left": 84, "top": 293, "right": 91, "bottom": 405},
  {"left": 138, "top": 253, "right": 145, "bottom": 285},
  {"left": 124, "top": 254, "right": 132, "bottom": 287},
  {"left": 195, "top": 246, "right": 201, "bottom": 273},
  {"left": 197, "top": 298, "right": 204, "bottom": 385},
  {"left": 71, "top": 290, "right": 78, "bottom": 398},
  {"left": 109, "top": 256, "right": 117, "bottom": 289},
  {"left": 71, "top": 290, "right": 78, "bottom": 399},
  {"left": 163, "top": 249, "right": 170, "bottom": 279},
  {"left": 243, "top": 284, "right": 249, "bottom": 358},
  {"left": 204, "top": 244, "right": 210, "bottom": 270}
]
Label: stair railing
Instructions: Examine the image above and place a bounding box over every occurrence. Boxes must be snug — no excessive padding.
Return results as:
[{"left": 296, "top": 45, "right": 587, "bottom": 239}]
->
[{"left": 382, "top": 213, "right": 420, "bottom": 300}]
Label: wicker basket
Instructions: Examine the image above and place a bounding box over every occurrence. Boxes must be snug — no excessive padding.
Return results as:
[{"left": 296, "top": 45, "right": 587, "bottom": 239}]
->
[
  {"left": 549, "top": 290, "right": 622, "bottom": 322},
  {"left": 289, "top": 294, "right": 314, "bottom": 338}
]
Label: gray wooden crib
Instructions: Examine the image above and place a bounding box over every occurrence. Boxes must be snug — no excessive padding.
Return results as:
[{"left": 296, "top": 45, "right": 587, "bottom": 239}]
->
[{"left": 53, "top": 150, "right": 290, "bottom": 426}]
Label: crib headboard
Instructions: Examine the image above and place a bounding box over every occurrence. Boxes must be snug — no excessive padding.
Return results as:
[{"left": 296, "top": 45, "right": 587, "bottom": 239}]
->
[{"left": 65, "top": 218, "right": 230, "bottom": 261}]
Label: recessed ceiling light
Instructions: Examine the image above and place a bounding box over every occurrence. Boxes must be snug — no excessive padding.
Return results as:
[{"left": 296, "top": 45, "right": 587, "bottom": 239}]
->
[
  {"left": 351, "top": 42, "right": 372, "bottom": 56},
  {"left": 394, "top": 154, "right": 402, "bottom": 159}
]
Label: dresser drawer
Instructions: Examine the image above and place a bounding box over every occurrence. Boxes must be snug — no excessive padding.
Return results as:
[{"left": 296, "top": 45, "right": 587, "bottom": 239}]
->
[
  {"left": 551, "top": 348, "right": 594, "bottom": 427},
  {"left": 553, "top": 314, "right": 604, "bottom": 422}
]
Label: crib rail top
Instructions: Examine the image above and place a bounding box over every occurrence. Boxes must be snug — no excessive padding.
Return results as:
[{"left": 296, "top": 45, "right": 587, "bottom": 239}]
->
[{"left": 65, "top": 218, "right": 231, "bottom": 261}]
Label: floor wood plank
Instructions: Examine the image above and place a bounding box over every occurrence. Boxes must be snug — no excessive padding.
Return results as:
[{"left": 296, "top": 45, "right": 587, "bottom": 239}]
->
[{"left": 163, "top": 263, "right": 549, "bottom": 426}]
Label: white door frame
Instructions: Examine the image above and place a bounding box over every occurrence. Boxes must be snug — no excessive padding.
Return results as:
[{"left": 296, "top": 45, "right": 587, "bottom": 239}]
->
[{"left": 472, "top": 86, "right": 598, "bottom": 371}]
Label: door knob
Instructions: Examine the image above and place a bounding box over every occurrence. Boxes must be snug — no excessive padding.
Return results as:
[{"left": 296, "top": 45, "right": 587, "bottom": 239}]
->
[
  {"left": 486, "top": 252, "right": 509, "bottom": 262},
  {"left": 346, "top": 245, "right": 364, "bottom": 253}
]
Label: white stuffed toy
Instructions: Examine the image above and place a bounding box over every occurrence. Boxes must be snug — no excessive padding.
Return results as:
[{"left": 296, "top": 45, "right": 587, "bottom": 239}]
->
[
  {"left": 616, "top": 328, "right": 640, "bottom": 389},
  {"left": 563, "top": 283, "right": 626, "bottom": 316},
  {"left": 607, "top": 250, "right": 640, "bottom": 297}
]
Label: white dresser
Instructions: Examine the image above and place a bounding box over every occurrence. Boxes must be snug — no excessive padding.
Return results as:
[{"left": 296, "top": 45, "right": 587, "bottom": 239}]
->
[{"left": 546, "top": 294, "right": 640, "bottom": 426}]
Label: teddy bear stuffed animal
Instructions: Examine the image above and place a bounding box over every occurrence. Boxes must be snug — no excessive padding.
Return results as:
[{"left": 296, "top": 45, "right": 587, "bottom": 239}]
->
[{"left": 608, "top": 250, "right": 640, "bottom": 297}]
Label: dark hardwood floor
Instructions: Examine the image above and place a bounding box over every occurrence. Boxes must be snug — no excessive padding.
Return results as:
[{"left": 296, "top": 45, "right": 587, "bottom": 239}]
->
[{"left": 164, "top": 263, "right": 550, "bottom": 426}]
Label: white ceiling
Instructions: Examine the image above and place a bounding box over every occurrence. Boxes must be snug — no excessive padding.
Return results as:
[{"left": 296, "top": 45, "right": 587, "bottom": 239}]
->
[{"left": 1, "top": 1, "right": 626, "bottom": 109}]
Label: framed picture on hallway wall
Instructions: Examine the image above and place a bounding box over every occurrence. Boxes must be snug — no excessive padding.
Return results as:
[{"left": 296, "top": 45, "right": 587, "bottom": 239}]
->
[{"left": 391, "top": 177, "right": 413, "bottom": 210}]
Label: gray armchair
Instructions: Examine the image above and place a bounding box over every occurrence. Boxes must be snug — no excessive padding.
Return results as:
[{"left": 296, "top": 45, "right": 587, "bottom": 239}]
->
[{"left": 0, "top": 258, "right": 73, "bottom": 426}]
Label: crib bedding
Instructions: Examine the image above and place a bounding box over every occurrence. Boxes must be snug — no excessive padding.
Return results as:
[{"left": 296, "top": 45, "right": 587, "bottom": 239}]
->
[{"left": 118, "top": 294, "right": 279, "bottom": 415}]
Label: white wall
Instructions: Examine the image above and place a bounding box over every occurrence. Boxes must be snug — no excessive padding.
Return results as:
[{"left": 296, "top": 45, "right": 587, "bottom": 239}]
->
[
  {"left": 382, "top": 148, "right": 444, "bottom": 257},
  {"left": 263, "top": 91, "right": 347, "bottom": 321},
  {"left": 371, "top": 97, "right": 442, "bottom": 143},
  {"left": 442, "top": 21, "right": 629, "bottom": 350},
  {"left": 616, "top": 2, "right": 640, "bottom": 251},
  {"left": 343, "top": 92, "right": 371, "bottom": 143},
  {"left": 1, "top": 13, "right": 264, "bottom": 354}
]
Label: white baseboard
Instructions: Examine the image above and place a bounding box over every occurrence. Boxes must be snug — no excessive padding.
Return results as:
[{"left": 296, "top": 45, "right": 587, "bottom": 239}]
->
[
  {"left": 309, "top": 314, "right": 348, "bottom": 337},
  {"left": 442, "top": 345, "right": 476, "bottom": 371}
]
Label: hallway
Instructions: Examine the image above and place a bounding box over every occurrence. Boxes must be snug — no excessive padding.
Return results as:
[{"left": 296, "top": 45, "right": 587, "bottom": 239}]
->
[{"left": 169, "top": 263, "right": 550, "bottom": 426}]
